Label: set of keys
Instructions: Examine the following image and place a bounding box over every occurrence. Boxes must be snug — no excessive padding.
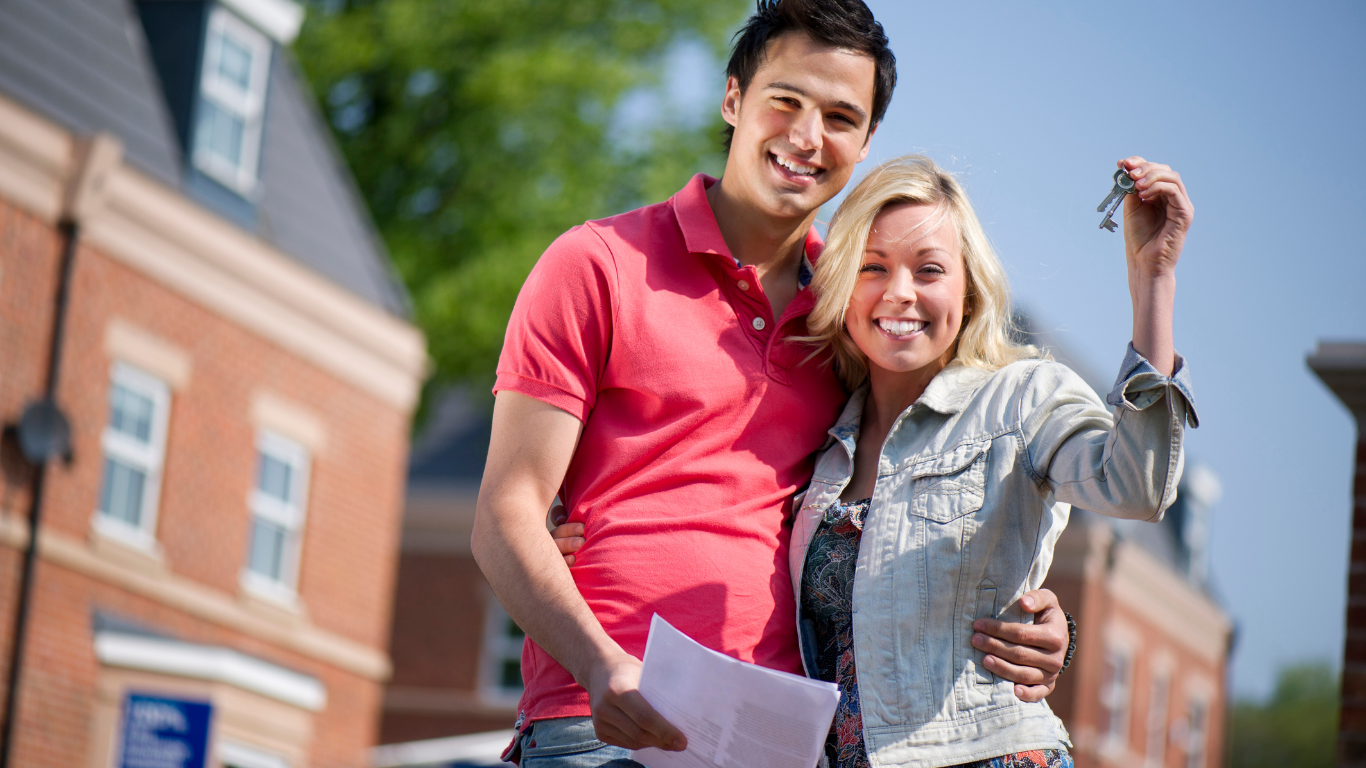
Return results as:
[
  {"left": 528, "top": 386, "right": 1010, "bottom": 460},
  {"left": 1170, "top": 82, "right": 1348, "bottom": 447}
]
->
[{"left": 1096, "top": 169, "right": 1136, "bottom": 231}]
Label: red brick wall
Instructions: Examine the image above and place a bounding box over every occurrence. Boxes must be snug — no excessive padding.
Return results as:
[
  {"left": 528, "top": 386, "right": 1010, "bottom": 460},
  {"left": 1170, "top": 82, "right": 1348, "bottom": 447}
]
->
[
  {"left": 387, "top": 554, "right": 486, "bottom": 691},
  {"left": 0, "top": 199, "right": 61, "bottom": 513},
  {"left": 45, "top": 238, "right": 410, "bottom": 647},
  {"left": 0, "top": 195, "right": 413, "bottom": 766},
  {"left": 380, "top": 710, "right": 513, "bottom": 747},
  {"left": 1340, "top": 437, "right": 1366, "bottom": 765},
  {"left": 9, "top": 564, "right": 386, "bottom": 767},
  {"left": 380, "top": 551, "right": 517, "bottom": 743}
]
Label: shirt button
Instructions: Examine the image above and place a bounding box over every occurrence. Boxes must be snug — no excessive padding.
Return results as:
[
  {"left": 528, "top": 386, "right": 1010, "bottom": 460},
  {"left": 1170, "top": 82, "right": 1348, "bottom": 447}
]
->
[
  {"left": 737, "top": 279, "right": 750, "bottom": 291},
  {"left": 752, "top": 317, "right": 766, "bottom": 331}
]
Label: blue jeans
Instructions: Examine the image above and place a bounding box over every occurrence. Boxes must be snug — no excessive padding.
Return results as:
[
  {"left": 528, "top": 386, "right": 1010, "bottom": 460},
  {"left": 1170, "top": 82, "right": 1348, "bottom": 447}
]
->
[
  {"left": 514, "top": 717, "right": 643, "bottom": 768},
  {"left": 511, "top": 716, "right": 1071, "bottom": 768}
]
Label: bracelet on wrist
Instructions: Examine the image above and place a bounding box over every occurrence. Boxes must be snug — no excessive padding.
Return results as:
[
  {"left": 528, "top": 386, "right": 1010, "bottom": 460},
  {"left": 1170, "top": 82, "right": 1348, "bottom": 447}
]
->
[{"left": 1060, "top": 612, "right": 1077, "bottom": 674}]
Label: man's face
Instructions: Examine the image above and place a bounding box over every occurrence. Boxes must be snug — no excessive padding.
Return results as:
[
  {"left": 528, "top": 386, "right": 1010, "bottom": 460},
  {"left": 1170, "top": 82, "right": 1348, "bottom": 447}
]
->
[{"left": 721, "top": 32, "right": 878, "bottom": 221}]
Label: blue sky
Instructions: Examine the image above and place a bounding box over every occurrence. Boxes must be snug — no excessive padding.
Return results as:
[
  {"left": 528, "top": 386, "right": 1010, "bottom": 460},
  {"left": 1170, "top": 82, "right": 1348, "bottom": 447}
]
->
[{"left": 661, "top": 0, "right": 1366, "bottom": 700}]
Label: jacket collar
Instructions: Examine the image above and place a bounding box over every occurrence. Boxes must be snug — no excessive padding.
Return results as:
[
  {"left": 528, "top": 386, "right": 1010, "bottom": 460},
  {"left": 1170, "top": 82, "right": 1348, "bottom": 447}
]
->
[
  {"left": 917, "top": 362, "right": 993, "bottom": 415},
  {"left": 828, "top": 362, "right": 994, "bottom": 446}
]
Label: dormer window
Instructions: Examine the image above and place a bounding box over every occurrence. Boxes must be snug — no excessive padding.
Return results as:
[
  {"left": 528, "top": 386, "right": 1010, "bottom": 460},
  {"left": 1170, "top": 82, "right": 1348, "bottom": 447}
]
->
[{"left": 193, "top": 6, "right": 271, "bottom": 195}]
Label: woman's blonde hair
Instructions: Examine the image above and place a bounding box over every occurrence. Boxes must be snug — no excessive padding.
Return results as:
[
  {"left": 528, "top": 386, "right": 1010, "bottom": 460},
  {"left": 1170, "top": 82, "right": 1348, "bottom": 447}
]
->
[{"left": 803, "top": 155, "right": 1042, "bottom": 390}]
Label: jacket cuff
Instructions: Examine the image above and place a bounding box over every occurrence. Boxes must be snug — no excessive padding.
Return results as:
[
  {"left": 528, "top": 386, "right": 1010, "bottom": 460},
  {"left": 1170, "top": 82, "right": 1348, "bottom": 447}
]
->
[{"left": 1105, "top": 342, "right": 1200, "bottom": 428}]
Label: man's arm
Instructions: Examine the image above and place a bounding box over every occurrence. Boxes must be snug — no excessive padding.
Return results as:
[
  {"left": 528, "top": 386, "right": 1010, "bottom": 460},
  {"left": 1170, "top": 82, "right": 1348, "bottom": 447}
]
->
[
  {"left": 471, "top": 391, "right": 686, "bottom": 751},
  {"left": 549, "top": 519, "right": 1072, "bottom": 703}
]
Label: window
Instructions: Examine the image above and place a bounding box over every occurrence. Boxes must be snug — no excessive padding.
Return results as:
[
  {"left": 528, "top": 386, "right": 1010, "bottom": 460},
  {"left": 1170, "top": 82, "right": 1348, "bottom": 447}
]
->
[
  {"left": 481, "top": 598, "right": 526, "bottom": 702},
  {"left": 1099, "top": 646, "right": 1134, "bottom": 750},
  {"left": 242, "top": 432, "right": 309, "bottom": 601},
  {"left": 1184, "top": 697, "right": 1209, "bottom": 768},
  {"left": 95, "top": 364, "right": 170, "bottom": 547},
  {"left": 1145, "top": 669, "right": 1170, "bottom": 765},
  {"left": 194, "top": 7, "right": 271, "bottom": 194}
]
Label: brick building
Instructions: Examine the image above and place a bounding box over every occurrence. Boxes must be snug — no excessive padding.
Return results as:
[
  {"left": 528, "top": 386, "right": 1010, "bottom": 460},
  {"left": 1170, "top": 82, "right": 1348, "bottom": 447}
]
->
[
  {"left": 1307, "top": 341, "right": 1366, "bottom": 766},
  {"left": 378, "top": 324, "right": 1233, "bottom": 767},
  {"left": 0, "top": 0, "right": 426, "bottom": 766}
]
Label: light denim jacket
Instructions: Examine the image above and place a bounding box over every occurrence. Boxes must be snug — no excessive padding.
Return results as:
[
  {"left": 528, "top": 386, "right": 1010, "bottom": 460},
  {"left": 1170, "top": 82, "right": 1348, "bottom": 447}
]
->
[{"left": 789, "top": 345, "right": 1198, "bottom": 768}]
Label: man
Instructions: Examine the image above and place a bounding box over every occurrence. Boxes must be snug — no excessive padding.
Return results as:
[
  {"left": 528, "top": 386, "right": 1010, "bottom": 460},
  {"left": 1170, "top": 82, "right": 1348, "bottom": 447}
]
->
[{"left": 471, "top": 1, "right": 1070, "bottom": 764}]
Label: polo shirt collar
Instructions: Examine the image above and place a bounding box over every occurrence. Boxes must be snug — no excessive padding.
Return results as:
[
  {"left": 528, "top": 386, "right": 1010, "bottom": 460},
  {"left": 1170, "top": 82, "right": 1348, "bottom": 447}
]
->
[{"left": 674, "top": 173, "right": 820, "bottom": 292}]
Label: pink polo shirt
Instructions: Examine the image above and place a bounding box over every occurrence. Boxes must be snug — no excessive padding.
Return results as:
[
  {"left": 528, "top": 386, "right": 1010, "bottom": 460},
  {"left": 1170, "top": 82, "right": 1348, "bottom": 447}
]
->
[{"left": 494, "top": 174, "right": 848, "bottom": 725}]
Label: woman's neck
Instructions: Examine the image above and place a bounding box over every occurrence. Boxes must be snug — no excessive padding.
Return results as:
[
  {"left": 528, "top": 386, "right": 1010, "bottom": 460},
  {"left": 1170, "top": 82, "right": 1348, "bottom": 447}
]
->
[{"left": 862, "top": 351, "right": 955, "bottom": 438}]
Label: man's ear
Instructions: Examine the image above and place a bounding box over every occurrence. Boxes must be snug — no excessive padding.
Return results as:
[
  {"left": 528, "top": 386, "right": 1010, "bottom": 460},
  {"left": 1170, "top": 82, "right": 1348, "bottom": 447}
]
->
[
  {"left": 857, "top": 122, "right": 879, "bottom": 162},
  {"left": 720, "top": 75, "right": 743, "bottom": 128}
]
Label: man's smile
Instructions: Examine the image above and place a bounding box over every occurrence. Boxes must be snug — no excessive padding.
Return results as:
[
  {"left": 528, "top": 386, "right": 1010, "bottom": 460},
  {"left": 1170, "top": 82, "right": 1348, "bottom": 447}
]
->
[{"left": 770, "top": 151, "right": 822, "bottom": 183}]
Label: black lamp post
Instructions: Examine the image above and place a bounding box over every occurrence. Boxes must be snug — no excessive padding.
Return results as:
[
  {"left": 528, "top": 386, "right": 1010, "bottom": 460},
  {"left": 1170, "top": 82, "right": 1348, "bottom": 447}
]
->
[{"left": 0, "top": 220, "right": 78, "bottom": 768}]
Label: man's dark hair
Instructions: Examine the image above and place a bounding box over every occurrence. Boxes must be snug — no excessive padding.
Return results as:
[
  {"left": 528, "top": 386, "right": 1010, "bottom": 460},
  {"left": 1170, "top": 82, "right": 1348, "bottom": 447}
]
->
[{"left": 723, "top": 0, "right": 897, "bottom": 151}]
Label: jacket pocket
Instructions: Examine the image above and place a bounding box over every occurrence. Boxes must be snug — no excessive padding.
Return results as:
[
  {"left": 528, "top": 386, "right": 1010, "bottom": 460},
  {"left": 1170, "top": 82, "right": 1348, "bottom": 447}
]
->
[{"left": 908, "top": 443, "right": 988, "bottom": 523}]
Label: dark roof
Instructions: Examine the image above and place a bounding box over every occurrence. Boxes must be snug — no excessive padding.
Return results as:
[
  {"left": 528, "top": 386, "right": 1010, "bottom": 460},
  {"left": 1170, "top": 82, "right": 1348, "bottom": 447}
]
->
[
  {"left": 407, "top": 391, "right": 491, "bottom": 488},
  {"left": 0, "top": 0, "right": 409, "bottom": 317},
  {"left": 0, "top": 0, "right": 183, "bottom": 186},
  {"left": 257, "top": 54, "right": 409, "bottom": 314}
]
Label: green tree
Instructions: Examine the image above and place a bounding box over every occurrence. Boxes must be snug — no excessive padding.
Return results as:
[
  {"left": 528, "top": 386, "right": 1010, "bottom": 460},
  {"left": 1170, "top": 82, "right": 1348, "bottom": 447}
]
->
[
  {"left": 294, "top": 0, "right": 747, "bottom": 406},
  {"left": 1229, "top": 661, "right": 1338, "bottom": 768}
]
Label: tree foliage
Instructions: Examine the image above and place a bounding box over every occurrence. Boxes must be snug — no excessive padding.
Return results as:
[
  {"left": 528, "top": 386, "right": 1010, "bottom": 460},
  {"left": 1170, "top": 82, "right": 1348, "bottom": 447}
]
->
[
  {"left": 1229, "top": 661, "right": 1338, "bottom": 768},
  {"left": 294, "top": 0, "right": 747, "bottom": 407}
]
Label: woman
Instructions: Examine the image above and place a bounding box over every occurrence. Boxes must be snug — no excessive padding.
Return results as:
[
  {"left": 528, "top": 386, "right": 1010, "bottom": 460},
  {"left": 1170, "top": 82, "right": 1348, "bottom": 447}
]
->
[{"left": 789, "top": 153, "right": 1196, "bottom": 768}]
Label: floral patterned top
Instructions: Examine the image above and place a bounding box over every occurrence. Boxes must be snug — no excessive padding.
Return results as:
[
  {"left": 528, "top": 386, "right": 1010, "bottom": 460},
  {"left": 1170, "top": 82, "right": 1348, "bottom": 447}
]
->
[
  {"left": 799, "top": 498, "right": 1074, "bottom": 768},
  {"left": 800, "top": 497, "right": 872, "bottom": 768}
]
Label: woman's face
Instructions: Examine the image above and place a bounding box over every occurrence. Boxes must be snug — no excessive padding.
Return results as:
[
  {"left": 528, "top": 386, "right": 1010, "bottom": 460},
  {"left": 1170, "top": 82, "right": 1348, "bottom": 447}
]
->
[{"left": 845, "top": 202, "right": 969, "bottom": 387}]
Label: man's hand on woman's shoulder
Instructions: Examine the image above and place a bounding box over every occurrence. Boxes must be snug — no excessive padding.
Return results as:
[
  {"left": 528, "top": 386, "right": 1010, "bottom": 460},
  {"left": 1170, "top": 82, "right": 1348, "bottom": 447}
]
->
[{"left": 971, "top": 589, "right": 1069, "bottom": 703}]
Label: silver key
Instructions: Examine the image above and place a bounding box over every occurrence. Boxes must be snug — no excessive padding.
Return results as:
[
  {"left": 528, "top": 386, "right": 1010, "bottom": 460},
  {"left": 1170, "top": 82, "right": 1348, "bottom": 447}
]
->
[{"left": 1096, "top": 169, "right": 1136, "bottom": 232}]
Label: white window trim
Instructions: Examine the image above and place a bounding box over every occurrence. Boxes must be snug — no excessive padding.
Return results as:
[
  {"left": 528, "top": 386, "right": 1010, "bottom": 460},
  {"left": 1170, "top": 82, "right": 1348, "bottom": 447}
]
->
[
  {"left": 478, "top": 596, "right": 525, "bottom": 706},
  {"left": 1183, "top": 695, "right": 1210, "bottom": 768},
  {"left": 220, "top": 740, "right": 292, "bottom": 768},
  {"left": 1100, "top": 643, "right": 1135, "bottom": 753},
  {"left": 219, "top": 0, "right": 304, "bottom": 44},
  {"left": 194, "top": 6, "right": 272, "bottom": 196},
  {"left": 241, "top": 431, "right": 310, "bottom": 604},
  {"left": 1144, "top": 665, "right": 1171, "bottom": 767},
  {"left": 94, "top": 631, "right": 325, "bottom": 711},
  {"left": 93, "top": 363, "right": 171, "bottom": 551}
]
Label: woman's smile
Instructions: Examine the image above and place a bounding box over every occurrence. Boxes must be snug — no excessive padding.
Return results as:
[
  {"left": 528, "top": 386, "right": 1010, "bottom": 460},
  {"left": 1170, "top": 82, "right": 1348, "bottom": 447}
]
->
[{"left": 874, "top": 317, "right": 928, "bottom": 339}]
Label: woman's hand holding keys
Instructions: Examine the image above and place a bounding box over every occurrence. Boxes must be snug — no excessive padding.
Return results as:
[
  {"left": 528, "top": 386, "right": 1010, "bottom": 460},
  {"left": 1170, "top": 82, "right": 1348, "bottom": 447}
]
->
[{"left": 1119, "top": 156, "right": 1193, "bottom": 377}]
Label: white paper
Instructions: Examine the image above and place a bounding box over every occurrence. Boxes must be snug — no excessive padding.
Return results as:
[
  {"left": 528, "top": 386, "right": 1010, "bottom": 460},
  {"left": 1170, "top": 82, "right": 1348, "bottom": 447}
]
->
[{"left": 630, "top": 614, "right": 840, "bottom": 768}]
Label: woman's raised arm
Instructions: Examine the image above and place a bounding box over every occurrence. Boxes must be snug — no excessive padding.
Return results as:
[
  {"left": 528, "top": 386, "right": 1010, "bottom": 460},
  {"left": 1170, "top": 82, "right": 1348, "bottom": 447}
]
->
[{"left": 1120, "top": 156, "right": 1194, "bottom": 377}]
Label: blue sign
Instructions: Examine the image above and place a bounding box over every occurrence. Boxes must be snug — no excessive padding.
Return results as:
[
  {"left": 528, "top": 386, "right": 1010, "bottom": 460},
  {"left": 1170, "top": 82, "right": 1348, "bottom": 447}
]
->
[{"left": 118, "top": 693, "right": 213, "bottom": 768}]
